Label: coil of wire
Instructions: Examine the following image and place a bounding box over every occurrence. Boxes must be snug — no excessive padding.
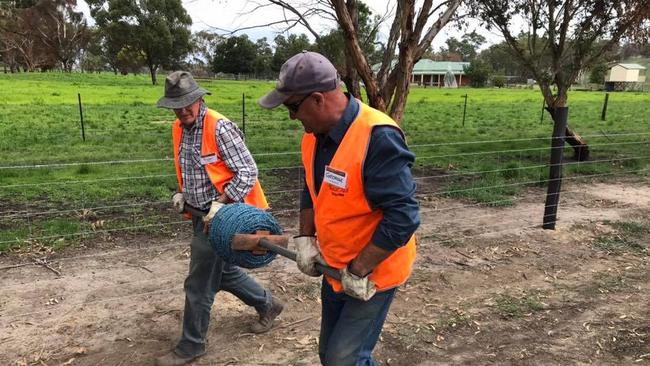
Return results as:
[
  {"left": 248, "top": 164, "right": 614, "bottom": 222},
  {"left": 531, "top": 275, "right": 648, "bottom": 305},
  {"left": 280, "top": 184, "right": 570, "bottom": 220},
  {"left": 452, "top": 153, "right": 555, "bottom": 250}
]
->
[{"left": 208, "top": 203, "right": 282, "bottom": 269}]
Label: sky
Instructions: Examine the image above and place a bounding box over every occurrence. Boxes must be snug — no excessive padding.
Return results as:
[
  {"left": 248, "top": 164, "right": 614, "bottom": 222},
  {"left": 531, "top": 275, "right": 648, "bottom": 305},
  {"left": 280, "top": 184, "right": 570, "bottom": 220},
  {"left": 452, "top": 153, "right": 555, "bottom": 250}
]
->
[{"left": 76, "top": 0, "right": 507, "bottom": 51}]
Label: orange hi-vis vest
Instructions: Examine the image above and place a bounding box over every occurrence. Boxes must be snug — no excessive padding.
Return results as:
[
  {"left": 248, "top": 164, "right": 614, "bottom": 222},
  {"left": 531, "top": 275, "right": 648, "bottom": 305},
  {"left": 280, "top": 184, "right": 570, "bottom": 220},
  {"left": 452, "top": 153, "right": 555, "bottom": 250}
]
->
[
  {"left": 172, "top": 109, "right": 268, "bottom": 213},
  {"left": 301, "top": 102, "right": 416, "bottom": 292}
]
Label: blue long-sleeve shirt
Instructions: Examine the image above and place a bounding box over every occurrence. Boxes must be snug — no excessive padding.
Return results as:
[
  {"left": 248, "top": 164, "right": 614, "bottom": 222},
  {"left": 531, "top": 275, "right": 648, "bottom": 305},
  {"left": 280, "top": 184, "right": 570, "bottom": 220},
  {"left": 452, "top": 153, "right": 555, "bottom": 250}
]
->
[{"left": 300, "top": 94, "right": 420, "bottom": 251}]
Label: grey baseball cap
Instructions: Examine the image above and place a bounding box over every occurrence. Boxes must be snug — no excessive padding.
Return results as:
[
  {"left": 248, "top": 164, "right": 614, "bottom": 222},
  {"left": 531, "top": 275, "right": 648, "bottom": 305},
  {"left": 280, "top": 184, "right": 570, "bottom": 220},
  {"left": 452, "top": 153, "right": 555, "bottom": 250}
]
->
[
  {"left": 259, "top": 51, "right": 340, "bottom": 109},
  {"left": 157, "top": 71, "right": 211, "bottom": 109}
]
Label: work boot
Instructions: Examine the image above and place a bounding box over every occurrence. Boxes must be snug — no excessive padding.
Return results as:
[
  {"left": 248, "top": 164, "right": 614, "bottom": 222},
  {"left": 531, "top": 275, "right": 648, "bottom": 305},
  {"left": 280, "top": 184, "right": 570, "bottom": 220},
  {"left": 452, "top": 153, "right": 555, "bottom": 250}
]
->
[
  {"left": 251, "top": 297, "right": 284, "bottom": 334},
  {"left": 155, "top": 350, "right": 205, "bottom": 366}
]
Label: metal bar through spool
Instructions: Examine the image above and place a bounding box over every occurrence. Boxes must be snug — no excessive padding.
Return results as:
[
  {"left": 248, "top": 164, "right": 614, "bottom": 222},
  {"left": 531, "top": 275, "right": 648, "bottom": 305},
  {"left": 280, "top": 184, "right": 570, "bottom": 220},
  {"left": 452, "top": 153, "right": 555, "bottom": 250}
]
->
[
  {"left": 258, "top": 238, "right": 341, "bottom": 280},
  {"left": 183, "top": 203, "right": 341, "bottom": 280}
]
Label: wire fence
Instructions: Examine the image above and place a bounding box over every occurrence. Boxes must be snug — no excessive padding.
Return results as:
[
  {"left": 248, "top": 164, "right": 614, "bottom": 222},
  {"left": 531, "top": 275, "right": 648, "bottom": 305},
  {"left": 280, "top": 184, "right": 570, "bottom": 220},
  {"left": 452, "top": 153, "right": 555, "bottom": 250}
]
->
[
  {"left": 1, "top": 88, "right": 649, "bottom": 327},
  {"left": 1, "top": 130, "right": 647, "bottom": 246},
  {"left": 2, "top": 197, "right": 648, "bottom": 324},
  {"left": 3, "top": 80, "right": 650, "bottom": 366}
]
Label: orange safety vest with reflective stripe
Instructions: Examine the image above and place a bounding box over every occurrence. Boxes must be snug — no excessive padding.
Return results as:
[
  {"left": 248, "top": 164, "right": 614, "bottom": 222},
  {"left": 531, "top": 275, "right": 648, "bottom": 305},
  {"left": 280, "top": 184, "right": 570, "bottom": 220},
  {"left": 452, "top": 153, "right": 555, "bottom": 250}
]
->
[
  {"left": 172, "top": 109, "right": 268, "bottom": 213},
  {"left": 301, "top": 102, "right": 416, "bottom": 292}
]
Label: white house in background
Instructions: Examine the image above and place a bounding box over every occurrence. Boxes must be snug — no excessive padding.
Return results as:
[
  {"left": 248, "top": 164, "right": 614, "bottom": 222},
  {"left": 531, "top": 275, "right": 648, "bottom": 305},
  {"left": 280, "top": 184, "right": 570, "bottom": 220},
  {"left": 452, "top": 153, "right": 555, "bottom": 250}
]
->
[
  {"left": 372, "top": 59, "right": 471, "bottom": 87},
  {"left": 605, "top": 63, "right": 646, "bottom": 90},
  {"left": 411, "top": 60, "right": 471, "bottom": 87}
]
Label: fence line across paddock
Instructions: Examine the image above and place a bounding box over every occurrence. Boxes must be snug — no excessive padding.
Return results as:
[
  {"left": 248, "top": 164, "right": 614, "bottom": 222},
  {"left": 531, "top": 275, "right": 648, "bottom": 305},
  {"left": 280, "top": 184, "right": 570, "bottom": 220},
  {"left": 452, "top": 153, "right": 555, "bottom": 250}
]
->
[
  {"left": 3, "top": 193, "right": 649, "bottom": 324},
  {"left": 1, "top": 160, "right": 647, "bottom": 237},
  {"left": 1, "top": 169, "right": 647, "bottom": 256},
  {"left": 1, "top": 117, "right": 648, "bottom": 270},
  {"left": 0, "top": 185, "right": 622, "bottom": 269},
  {"left": 2, "top": 131, "right": 648, "bottom": 171},
  {"left": 1, "top": 164, "right": 648, "bottom": 243},
  {"left": 2, "top": 174, "right": 647, "bottom": 292},
  {"left": 2, "top": 155, "right": 647, "bottom": 220}
]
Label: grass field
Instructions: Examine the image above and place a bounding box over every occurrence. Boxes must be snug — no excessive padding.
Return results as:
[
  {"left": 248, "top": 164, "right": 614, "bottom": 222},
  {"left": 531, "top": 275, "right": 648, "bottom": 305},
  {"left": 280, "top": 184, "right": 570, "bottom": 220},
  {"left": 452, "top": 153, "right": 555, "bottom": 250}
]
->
[{"left": 0, "top": 72, "right": 648, "bottom": 251}]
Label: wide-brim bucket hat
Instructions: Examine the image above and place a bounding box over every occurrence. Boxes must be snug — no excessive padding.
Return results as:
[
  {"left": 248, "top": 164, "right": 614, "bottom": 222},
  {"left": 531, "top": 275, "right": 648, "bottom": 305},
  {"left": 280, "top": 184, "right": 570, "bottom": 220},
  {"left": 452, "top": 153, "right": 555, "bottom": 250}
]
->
[{"left": 157, "top": 71, "right": 211, "bottom": 109}]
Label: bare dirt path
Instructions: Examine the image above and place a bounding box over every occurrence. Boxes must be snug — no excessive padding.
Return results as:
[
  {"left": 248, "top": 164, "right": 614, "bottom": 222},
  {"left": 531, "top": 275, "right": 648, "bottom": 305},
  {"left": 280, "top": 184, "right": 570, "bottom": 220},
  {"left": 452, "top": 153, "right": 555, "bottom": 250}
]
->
[{"left": 1, "top": 179, "right": 649, "bottom": 366}]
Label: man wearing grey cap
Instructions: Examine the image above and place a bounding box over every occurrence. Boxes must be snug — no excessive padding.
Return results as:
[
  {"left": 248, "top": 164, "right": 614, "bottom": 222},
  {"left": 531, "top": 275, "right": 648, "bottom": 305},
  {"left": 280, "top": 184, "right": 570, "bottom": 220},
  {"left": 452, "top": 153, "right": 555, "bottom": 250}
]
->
[
  {"left": 260, "top": 51, "right": 420, "bottom": 365},
  {"left": 156, "top": 71, "right": 283, "bottom": 366}
]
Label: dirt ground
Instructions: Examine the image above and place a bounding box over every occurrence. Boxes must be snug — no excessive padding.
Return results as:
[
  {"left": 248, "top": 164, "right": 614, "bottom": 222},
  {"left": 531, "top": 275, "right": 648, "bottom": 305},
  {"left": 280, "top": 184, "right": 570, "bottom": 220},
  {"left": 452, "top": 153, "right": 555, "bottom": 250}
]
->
[{"left": 1, "top": 179, "right": 649, "bottom": 366}]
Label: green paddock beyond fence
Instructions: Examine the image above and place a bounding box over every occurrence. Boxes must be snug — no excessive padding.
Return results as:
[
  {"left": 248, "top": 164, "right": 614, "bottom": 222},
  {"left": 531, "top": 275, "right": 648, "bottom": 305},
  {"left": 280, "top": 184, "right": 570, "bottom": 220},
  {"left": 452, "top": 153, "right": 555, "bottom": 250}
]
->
[{"left": 0, "top": 72, "right": 648, "bottom": 250}]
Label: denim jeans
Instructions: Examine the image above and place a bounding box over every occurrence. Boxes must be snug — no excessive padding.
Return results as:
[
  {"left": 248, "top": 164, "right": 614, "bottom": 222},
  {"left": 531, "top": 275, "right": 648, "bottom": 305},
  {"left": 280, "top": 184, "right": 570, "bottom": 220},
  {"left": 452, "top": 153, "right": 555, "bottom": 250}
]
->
[
  {"left": 319, "top": 278, "right": 396, "bottom": 366},
  {"left": 175, "top": 216, "right": 272, "bottom": 358}
]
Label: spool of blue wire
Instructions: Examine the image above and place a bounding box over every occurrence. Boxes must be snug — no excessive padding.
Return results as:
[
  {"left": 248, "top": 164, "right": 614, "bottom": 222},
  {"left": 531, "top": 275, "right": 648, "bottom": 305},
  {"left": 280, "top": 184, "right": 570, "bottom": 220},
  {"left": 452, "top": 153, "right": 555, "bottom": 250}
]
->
[{"left": 208, "top": 203, "right": 283, "bottom": 269}]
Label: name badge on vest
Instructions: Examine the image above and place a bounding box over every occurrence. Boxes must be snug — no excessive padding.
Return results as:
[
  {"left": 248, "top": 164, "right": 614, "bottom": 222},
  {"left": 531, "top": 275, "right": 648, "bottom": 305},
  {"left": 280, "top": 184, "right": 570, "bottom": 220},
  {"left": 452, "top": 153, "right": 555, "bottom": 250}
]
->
[
  {"left": 323, "top": 165, "right": 347, "bottom": 189},
  {"left": 200, "top": 153, "right": 218, "bottom": 165}
]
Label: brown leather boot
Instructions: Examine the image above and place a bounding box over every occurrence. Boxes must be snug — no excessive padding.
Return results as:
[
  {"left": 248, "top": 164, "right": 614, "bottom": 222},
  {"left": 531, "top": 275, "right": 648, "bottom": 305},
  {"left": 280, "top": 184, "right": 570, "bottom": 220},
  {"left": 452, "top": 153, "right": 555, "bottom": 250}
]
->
[
  {"left": 155, "top": 350, "right": 205, "bottom": 366},
  {"left": 250, "top": 297, "right": 284, "bottom": 334}
]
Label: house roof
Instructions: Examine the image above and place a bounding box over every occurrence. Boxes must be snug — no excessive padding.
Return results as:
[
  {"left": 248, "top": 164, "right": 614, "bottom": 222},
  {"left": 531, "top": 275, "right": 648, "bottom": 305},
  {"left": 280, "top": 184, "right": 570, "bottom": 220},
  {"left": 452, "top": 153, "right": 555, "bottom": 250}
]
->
[
  {"left": 372, "top": 59, "right": 471, "bottom": 75},
  {"left": 611, "top": 63, "right": 646, "bottom": 70},
  {"left": 413, "top": 60, "right": 470, "bottom": 74}
]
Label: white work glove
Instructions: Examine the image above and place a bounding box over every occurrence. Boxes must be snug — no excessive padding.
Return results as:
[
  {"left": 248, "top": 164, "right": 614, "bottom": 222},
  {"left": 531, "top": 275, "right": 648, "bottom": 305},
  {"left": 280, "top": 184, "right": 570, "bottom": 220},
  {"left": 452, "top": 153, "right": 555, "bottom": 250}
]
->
[
  {"left": 202, "top": 201, "right": 225, "bottom": 233},
  {"left": 293, "top": 236, "right": 325, "bottom": 277},
  {"left": 341, "top": 267, "right": 376, "bottom": 301},
  {"left": 171, "top": 192, "right": 185, "bottom": 213}
]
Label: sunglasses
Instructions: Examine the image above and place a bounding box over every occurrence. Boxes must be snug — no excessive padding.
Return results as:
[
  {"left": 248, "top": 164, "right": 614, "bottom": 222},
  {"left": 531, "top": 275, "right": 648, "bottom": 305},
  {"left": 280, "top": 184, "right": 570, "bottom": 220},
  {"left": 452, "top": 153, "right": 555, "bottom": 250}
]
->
[{"left": 284, "top": 94, "right": 312, "bottom": 113}]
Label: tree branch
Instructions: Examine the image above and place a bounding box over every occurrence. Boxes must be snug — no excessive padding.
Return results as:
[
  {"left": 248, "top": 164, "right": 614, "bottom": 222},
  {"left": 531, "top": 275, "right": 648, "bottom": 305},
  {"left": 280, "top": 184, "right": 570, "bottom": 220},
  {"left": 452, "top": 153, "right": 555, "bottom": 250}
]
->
[
  {"left": 265, "top": 0, "right": 323, "bottom": 40},
  {"left": 377, "top": 0, "right": 402, "bottom": 91},
  {"left": 415, "top": 0, "right": 461, "bottom": 59},
  {"left": 330, "top": 0, "right": 385, "bottom": 111}
]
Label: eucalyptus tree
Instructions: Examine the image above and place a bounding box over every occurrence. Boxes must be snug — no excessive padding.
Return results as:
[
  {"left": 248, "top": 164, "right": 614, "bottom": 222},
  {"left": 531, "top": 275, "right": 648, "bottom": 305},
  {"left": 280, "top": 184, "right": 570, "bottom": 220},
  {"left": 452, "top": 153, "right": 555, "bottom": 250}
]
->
[
  {"left": 471, "top": 0, "right": 649, "bottom": 228},
  {"left": 471, "top": 0, "right": 650, "bottom": 160},
  {"left": 88, "top": 0, "right": 192, "bottom": 84},
  {"left": 235, "top": 0, "right": 462, "bottom": 122}
]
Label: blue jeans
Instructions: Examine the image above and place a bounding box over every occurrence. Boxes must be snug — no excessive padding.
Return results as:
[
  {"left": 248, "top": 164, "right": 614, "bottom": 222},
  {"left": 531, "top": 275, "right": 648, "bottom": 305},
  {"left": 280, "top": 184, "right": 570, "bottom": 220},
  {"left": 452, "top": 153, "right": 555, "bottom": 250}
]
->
[
  {"left": 175, "top": 216, "right": 272, "bottom": 358},
  {"left": 319, "top": 278, "right": 396, "bottom": 366}
]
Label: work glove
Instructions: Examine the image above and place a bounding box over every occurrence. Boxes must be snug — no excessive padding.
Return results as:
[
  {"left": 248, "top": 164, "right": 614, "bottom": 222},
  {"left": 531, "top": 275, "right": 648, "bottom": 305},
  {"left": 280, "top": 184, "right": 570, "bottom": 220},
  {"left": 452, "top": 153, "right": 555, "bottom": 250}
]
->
[
  {"left": 202, "top": 201, "right": 225, "bottom": 233},
  {"left": 293, "top": 236, "right": 325, "bottom": 277},
  {"left": 171, "top": 192, "right": 185, "bottom": 213},
  {"left": 341, "top": 267, "right": 376, "bottom": 301}
]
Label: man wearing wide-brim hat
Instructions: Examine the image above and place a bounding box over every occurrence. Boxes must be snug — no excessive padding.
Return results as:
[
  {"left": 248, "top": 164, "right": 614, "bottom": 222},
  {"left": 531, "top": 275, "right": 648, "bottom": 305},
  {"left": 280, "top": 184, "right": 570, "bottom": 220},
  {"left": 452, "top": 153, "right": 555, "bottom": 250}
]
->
[{"left": 155, "top": 71, "right": 284, "bottom": 366}]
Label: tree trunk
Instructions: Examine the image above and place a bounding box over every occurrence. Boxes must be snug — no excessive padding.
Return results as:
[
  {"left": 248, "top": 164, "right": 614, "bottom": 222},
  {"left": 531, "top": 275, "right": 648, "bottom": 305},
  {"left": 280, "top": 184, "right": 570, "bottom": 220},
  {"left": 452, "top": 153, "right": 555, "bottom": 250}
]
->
[
  {"left": 343, "top": 48, "right": 361, "bottom": 99},
  {"left": 543, "top": 106, "right": 568, "bottom": 230},
  {"left": 388, "top": 0, "right": 417, "bottom": 123},
  {"left": 149, "top": 64, "right": 158, "bottom": 85},
  {"left": 565, "top": 126, "right": 590, "bottom": 161},
  {"left": 389, "top": 50, "right": 415, "bottom": 123},
  {"left": 343, "top": 0, "right": 361, "bottom": 100},
  {"left": 543, "top": 84, "right": 590, "bottom": 162},
  {"left": 332, "top": 0, "right": 386, "bottom": 112}
]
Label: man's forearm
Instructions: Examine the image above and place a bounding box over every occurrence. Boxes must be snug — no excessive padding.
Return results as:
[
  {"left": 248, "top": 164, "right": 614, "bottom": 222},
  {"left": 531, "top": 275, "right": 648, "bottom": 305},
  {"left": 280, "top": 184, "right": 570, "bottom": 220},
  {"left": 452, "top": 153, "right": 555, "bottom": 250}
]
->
[
  {"left": 348, "top": 243, "right": 393, "bottom": 277},
  {"left": 299, "top": 208, "right": 316, "bottom": 236}
]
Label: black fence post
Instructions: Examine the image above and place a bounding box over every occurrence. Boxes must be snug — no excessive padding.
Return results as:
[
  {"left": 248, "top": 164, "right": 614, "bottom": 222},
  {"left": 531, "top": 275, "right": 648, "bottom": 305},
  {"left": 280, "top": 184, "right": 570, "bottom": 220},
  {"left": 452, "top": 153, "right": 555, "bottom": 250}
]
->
[
  {"left": 242, "top": 93, "right": 246, "bottom": 136},
  {"left": 78, "top": 93, "right": 86, "bottom": 142},
  {"left": 601, "top": 93, "right": 609, "bottom": 121},
  {"left": 540, "top": 99, "right": 545, "bottom": 124},
  {"left": 542, "top": 107, "right": 568, "bottom": 230},
  {"left": 462, "top": 94, "right": 468, "bottom": 127}
]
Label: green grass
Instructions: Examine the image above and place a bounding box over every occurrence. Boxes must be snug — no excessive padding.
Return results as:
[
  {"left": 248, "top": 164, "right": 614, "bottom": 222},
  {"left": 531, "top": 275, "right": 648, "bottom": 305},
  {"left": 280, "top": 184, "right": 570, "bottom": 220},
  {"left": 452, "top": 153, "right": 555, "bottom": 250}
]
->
[
  {"left": 593, "top": 221, "right": 649, "bottom": 255},
  {"left": 433, "top": 307, "right": 471, "bottom": 331},
  {"left": 594, "top": 236, "right": 647, "bottom": 254},
  {"left": 493, "top": 292, "right": 545, "bottom": 318},
  {"left": 577, "top": 273, "right": 631, "bottom": 296},
  {"left": 0, "top": 72, "right": 648, "bottom": 250},
  {"left": 605, "top": 220, "right": 649, "bottom": 235}
]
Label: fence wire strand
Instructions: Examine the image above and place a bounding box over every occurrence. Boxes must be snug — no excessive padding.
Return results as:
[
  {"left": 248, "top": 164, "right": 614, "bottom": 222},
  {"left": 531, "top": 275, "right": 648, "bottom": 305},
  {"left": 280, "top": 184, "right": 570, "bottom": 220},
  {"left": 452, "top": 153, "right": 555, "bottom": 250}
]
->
[{"left": 5, "top": 198, "right": 648, "bottom": 323}]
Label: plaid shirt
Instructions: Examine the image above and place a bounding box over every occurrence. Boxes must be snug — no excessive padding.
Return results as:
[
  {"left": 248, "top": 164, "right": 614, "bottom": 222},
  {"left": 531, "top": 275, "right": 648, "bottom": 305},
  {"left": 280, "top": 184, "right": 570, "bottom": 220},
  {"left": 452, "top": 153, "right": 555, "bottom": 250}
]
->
[{"left": 179, "top": 103, "right": 258, "bottom": 210}]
